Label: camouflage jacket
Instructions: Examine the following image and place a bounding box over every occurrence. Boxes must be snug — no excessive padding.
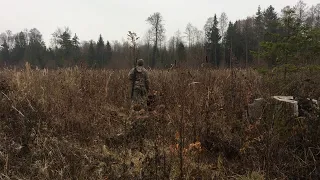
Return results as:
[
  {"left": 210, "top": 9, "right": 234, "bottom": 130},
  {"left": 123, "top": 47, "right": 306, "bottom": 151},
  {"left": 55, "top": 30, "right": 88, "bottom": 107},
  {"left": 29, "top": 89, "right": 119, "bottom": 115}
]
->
[{"left": 128, "top": 66, "right": 150, "bottom": 91}]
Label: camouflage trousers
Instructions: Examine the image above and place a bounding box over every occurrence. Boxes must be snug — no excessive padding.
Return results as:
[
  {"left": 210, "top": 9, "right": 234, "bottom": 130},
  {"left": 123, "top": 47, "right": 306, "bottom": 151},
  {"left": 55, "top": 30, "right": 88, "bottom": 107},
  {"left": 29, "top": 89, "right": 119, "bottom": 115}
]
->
[{"left": 131, "top": 88, "right": 148, "bottom": 110}]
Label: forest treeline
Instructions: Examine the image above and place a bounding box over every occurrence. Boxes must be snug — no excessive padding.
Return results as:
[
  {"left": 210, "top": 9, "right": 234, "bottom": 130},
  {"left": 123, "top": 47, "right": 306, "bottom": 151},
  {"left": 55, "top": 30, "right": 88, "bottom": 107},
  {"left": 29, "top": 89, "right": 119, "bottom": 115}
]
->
[{"left": 0, "top": 0, "right": 320, "bottom": 69}]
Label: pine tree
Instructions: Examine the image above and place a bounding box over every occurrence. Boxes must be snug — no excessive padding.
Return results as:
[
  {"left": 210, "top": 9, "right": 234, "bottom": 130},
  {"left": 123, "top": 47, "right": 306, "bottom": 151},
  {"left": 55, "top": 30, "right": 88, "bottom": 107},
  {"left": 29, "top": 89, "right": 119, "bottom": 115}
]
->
[
  {"left": 72, "top": 33, "right": 80, "bottom": 48},
  {"left": 281, "top": 6, "right": 297, "bottom": 37},
  {"left": 60, "top": 30, "right": 72, "bottom": 58}
]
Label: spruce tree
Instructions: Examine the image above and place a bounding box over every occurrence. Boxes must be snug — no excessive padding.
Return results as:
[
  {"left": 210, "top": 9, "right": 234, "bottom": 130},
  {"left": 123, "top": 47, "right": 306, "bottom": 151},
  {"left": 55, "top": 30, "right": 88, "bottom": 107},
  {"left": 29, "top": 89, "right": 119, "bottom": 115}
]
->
[
  {"left": 264, "top": 5, "right": 279, "bottom": 42},
  {"left": 255, "top": 6, "right": 264, "bottom": 64},
  {"left": 177, "top": 42, "right": 186, "bottom": 64},
  {"left": 12, "top": 32, "right": 27, "bottom": 64},
  {"left": 88, "top": 40, "right": 95, "bottom": 67},
  {"left": 0, "top": 40, "right": 10, "bottom": 65},
  {"left": 105, "top": 41, "right": 112, "bottom": 66},
  {"left": 72, "top": 33, "right": 80, "bottom": 64},
  {"left": 205, "top": 14, "right": 221, "bottom": 66},
  {"left": 96, "top": 34, "right": 105, "bottom": 68}
]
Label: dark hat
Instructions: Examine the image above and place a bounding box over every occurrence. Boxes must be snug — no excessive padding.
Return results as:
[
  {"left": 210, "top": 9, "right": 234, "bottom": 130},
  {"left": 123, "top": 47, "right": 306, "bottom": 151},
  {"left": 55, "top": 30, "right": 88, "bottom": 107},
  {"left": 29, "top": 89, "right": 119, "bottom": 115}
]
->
[{"left": 137, "top": 59, "right": 144, "bottom": 66}]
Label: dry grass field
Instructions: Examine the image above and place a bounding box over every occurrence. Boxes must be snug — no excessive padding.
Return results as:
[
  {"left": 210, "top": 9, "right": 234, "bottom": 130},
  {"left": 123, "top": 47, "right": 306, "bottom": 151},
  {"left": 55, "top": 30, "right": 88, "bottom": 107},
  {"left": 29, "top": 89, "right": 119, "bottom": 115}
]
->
[{"left": 0, "top": 63, "right": 319, "bottom": 179}]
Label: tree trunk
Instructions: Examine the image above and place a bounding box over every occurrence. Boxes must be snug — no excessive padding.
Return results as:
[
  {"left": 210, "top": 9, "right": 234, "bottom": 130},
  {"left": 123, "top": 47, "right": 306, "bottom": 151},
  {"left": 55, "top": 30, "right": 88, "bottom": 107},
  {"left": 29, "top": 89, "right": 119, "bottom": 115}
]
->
[{"left": 152, "top": 45, "right": 157, "bottom": 68}]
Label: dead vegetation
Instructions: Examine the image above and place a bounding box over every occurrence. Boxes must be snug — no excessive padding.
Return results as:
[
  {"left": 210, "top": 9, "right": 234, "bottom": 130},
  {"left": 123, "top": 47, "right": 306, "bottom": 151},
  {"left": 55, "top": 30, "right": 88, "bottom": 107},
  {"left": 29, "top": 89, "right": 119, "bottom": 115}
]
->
[{"left": 0, "top": 65, "right": 319, "bottom": 179}]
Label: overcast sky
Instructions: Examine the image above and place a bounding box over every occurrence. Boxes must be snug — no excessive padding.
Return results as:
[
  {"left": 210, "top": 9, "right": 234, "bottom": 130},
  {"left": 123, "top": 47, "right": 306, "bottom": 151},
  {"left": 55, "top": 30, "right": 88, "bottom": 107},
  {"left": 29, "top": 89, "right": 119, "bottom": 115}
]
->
[{"left": 1, "top": 0, "right": 319, "bottom": 46}]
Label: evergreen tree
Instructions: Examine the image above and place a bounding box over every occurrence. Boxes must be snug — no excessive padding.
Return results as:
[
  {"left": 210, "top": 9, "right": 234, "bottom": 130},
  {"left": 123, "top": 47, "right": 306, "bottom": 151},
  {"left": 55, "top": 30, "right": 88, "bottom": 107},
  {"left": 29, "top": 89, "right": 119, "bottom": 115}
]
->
[
  {"left": 87, "top": 40, "right": 95, "bottom": 67},
  {"left": 263, "top": 5, "right": 279, "bottom": 42},
  {"left": 177, "top": 42, "right": 186, "bottom": 65},
  {"left": 12, "top": 32, "right": 27, "bottom": 64},
  {"left": 105, "top": 41, "right": 112, "bottom": 65},
  {"left": 254, "top": 5, "right": 320, "bottom": 67},
  {"left": 281, "top": 6, "right": 298, "bottom": 37},
  {"left": 243, "top": 18, "right": 255, "bottom": 66},
  {"left": 72, "top": 33, "right": 81, "bottom": 64},
  {"left": 258, "top": 5, "right": 279, "bottom": 67},
  {"left": 60, "top": 30, "right": 72, "bottom": 58},
  {"left": 0, "top": 40, "right": 10, "bottom": 65},
  {"left": 96, "top": 34, "right": 105, "bottom": 68},
  {"left": 205, "top": 14, "right": 221, "bottom": 66},
  {"left": 51, "top": 27, "right": 72, "bottom": 66},
  {"left": 255, "top": 5, "right": 264, "bottom": 64},
  {"left": 224, "top": 22, "right": 236, "bottom": 67},
  {"left": 224, "top": 21, "right": 245, "bottom": 67},
  {"left": 233, "top": 21, "right": 245, "bottom": 66},
  {"left": 25, "top": 28, "right": 47, "bottom": 67}
]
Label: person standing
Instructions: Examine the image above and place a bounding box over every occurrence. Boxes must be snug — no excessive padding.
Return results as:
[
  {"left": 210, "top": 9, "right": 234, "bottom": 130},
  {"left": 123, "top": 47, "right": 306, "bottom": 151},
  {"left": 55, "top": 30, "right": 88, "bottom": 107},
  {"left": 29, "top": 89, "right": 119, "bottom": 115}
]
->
[{"left": 128, "top": 59, "right": 150, "bottom": 110}]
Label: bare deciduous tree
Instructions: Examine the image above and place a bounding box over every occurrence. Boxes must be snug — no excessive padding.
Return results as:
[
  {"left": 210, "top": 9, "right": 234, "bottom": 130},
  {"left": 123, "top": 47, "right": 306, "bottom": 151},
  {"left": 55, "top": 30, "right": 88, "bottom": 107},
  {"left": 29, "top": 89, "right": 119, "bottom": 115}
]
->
[
  {"left": 127, "top": 31, "right": 139, "bottom": 66},
  {"left": 184, "top": 23, "right": 195, "bottom": 47},
  {"left": 306, "top": 5, "right": 319, "bottom": 27},
  {"left": 194, "top": 28, "right": 204, "bottom": 44},
  {"left": 294, "top": 0, "right": 308, "bottom": 22},
  {"left": 0, "top": 30, "right": 14, "bottom": 50},
  {"left": 315, "top": 4, "right": 320, "bottom": 27},
  {"left": 219, "top": 12, "right": 228, "bottom": 41},
  {"left": 220, "top": 12, "right": 228, "bottom": 67},
  {"left": 146, "top": 12, "right": 165, "bottom": 68}
]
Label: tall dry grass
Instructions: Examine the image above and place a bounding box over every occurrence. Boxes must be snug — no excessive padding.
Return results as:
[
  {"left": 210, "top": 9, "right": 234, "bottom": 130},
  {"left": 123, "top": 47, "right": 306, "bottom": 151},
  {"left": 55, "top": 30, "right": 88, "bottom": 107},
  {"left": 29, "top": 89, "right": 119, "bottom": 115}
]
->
[{"left": 0, "top": 65, "right": 319, "bottom": 179}]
